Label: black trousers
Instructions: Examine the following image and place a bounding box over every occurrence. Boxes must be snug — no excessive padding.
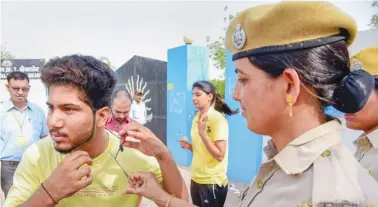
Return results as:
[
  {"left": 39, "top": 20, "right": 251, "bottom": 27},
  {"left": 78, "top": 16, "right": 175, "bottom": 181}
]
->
[{"left": 190, "top": 180, "right": 228, "bottom": 207}]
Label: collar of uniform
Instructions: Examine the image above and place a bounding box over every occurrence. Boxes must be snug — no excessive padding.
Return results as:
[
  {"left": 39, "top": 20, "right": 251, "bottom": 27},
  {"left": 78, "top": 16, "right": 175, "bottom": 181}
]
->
[
  {"left": 271, "top": 119, "right": 342, "bottom": 175},
  {"left": 6, "top": 99, "right": 33, "bottom": 112},
  {"left": 263, "top": 139, "right": 279, "bottom": 160},
  {"left": 367, "top": 127, "right": 378, "bottom": 148},
  {"left": 353, "top": 125, "right": 378, "bottom": 148}
]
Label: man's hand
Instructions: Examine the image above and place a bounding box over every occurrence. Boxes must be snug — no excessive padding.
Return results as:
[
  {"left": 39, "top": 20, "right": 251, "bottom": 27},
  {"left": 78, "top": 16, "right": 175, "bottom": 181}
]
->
[
  {"left": 43, "top": 151, "right": 93, "bottom": 202},
  {"left": 119, "top": 123, "right": 170, "bottom": 160},
  {"left": 120, "top": 123, "right": 189, "bottom": 202}
]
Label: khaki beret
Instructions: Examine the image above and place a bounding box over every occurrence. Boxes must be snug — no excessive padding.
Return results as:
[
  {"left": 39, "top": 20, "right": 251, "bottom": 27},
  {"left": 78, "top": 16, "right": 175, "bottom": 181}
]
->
[
  {"left": 225, "top": 1, "right": 357, "bottom": 61},
  {"left": 351, "top": 47, "right": 378, "bottom": 76}
]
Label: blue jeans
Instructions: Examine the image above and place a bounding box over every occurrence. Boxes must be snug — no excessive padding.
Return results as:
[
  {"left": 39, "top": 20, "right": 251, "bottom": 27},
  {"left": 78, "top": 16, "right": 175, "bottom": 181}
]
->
[{"left": 1, "top": 161, "right": 19, "bottom": 198}]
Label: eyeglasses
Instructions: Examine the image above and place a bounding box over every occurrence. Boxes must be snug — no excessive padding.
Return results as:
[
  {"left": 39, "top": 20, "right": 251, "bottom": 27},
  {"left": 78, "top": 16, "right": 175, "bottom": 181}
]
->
[
  {"left": 108, "top": 130, "right": 129, "bottom": 178},
  {"left": 109, "top": 151, "right": 129, "bottom": 178},
  {"left": 11, "top": 87, "right": 30, "bottom": 92}
]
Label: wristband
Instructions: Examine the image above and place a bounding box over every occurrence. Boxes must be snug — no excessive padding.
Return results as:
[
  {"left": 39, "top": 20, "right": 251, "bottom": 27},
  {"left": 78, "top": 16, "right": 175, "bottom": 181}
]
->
[{"left": 41, "top": 183, "right": 58, "bottom": 204}]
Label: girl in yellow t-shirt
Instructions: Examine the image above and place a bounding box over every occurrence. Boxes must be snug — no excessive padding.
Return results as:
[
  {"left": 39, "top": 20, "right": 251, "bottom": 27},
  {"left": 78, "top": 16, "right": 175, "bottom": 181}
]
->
[{"left": 180, "top": 80, "right": 237, "bottom": 207}]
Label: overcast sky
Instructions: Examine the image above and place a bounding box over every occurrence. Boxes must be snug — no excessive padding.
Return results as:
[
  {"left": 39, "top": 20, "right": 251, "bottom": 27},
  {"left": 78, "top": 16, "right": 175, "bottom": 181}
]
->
[{"left": 1, "top": 0, "right": 376, "bottom": 78}]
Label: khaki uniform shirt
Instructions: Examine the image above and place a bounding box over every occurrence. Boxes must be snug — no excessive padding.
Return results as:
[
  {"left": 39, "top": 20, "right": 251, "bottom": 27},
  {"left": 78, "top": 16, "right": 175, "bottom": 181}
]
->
[
  {"left": 238, "top": 120, "right": 378, "bottom": 207},
  {"left": 355, "top": 126, "right": 378, "bottom": 182}
]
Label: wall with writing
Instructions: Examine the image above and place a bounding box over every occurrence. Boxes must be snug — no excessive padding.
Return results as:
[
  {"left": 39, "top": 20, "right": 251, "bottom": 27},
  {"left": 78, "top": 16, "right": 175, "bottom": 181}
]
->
[
  {"left": 0, "top": 59, "right": 45, "bottom": 80},
  {"left": 166, "top": 45, "right": 209, "bottom": 166}
]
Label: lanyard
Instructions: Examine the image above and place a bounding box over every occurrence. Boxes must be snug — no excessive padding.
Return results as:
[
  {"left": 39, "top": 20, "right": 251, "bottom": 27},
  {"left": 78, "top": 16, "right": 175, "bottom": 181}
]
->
[{"left": 11, "top": 108, "right": 28, "bottom": 134}]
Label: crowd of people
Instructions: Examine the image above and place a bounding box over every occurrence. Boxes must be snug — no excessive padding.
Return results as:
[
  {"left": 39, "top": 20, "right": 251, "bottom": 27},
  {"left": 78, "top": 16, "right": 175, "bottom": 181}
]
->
[{"left": 1, "top": 1, "right": 378, "bottom": 207}]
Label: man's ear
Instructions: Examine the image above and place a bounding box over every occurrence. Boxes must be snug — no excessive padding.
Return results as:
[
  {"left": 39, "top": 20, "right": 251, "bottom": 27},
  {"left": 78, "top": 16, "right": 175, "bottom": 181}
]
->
[{"left": 96, "top": 107, "right": 110, "bottom": 127}]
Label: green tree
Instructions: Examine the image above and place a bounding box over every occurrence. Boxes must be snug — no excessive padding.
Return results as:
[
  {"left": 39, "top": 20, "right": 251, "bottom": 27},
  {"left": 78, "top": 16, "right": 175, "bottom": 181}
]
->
[
  {"left": 206, "top": 6, "right": 237, "bottom": 72},
  {"left": 370, "top": 0, "right": 378, "bottom": 28},
  {"left": 210, "top": 79, "right": 225, "bottom": 99},
  {"left": 99, "top": 56, "right": 115, "bottom": 69},
  {"left": 0, "top": 45, "right": 15, "bottom": 60},
  {"left": 207, "top": 6, "right": 237, "bottom": 98},
  {"left": 206, "top": 6, "right": 237, "bottom": 99}
]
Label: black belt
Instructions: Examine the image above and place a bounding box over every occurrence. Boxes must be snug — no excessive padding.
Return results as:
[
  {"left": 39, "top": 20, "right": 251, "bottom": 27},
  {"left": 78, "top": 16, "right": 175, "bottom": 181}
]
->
[{"left": 1, "top": 160, "right": 20, "bottom": 166}]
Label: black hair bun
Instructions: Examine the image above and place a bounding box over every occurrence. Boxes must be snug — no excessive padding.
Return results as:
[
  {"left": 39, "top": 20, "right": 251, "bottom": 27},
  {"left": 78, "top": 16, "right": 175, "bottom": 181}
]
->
[{"left": 332, "top": 70, "right": 375, "bottom": 113}]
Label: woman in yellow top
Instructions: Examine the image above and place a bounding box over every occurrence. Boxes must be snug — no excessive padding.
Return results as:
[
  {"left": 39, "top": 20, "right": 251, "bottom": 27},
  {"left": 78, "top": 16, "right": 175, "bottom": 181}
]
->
[
  {"left": 121, "top": 1, "right": 378, "bottom": 207},
  {"left": 179, "top": 80, "right": 237, "bottom": 207}
]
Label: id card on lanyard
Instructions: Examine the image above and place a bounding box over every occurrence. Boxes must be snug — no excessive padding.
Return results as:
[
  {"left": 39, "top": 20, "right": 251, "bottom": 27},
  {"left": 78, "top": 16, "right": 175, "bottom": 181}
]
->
[{"left": 12, "top": 108, "right": 29, "bottom": 146}]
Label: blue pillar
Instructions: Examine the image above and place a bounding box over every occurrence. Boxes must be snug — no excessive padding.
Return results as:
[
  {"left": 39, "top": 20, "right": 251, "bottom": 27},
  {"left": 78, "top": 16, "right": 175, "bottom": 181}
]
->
[
  {"left": 167, "top": 45, "right": 209, "bottom": 166},
  {"left": 224, "top": 52, "right": 263, "bottom": 184}
]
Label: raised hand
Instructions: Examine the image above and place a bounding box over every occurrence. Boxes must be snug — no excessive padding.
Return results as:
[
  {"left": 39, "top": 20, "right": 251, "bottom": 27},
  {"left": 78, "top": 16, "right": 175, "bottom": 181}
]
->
[
  {"left": 197, "top": 113, "right": 208, "bottom": 137},
  {"left": 179, "top": 137, "right": 190, "bottom": 149},
  {"left": 119, "top": 123, "right": 170, "bottom": 160},
  {"left": 42, "top": 151, "right": 93, "bottom": 202}
]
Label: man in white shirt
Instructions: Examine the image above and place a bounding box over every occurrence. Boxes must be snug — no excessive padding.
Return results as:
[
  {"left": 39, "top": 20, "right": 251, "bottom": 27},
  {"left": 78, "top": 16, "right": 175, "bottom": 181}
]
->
[{"left": 130, "top": 90, "right": 147, "bottom": 125}]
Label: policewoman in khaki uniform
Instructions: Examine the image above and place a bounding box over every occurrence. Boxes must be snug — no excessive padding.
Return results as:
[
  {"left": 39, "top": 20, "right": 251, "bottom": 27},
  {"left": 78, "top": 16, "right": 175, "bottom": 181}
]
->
[
  {"left": 345, "top": 47, "right": 378, "bottom": 181},
  {"left": 225, "top": 1, "right": 378, "bottom": 207}
]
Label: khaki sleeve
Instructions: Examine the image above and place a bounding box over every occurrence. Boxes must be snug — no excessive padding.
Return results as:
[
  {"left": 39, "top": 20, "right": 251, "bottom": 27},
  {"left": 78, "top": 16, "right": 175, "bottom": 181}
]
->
[
  {"left": 4, "top": 145, "right": 40, "bottom": 207},
  {"left": 212, "top": 117, "right": 229, "bottom": 142}
]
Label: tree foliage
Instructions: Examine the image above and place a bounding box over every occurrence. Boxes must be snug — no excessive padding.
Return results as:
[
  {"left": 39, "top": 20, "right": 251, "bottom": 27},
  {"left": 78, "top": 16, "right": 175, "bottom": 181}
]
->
[
  {"left": 0, "top": 45, "right": 15, "bottom": 60},
  {"left": 206, "top": 6, "right": 237, "bottom": 72},
  {"left": 371, "top": 0, "right": 378, "bottom": 28},
  {"left": 99, "top": 56, "right": 115, "bottom": 69},
  {"left": 207, "top": 6, "right": 237, "bottom": 98},
  {"left": 210, "top": 79, "right": 225, "bottom": 98}
]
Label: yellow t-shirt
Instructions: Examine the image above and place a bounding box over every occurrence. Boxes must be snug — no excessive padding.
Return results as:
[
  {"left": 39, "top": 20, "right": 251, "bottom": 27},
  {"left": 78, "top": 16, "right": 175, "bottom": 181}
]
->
[
  {"left": 190, "top": 107, "right": 229, "bottom": 187},
  {"left": 4, "top": 131, "right": 162, "bottom": 207}
]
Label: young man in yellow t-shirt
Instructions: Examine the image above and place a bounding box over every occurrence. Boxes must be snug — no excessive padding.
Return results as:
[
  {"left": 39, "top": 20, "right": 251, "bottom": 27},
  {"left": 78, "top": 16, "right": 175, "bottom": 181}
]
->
[{"left": 4, "top": 55, "right": 188, "bottom": 207}]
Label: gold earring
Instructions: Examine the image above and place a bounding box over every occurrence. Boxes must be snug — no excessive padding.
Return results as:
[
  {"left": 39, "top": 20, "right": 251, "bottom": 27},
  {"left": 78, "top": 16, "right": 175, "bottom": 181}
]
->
[{"left": 286, "top": 94, "right": 293, "bottom": 117}]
